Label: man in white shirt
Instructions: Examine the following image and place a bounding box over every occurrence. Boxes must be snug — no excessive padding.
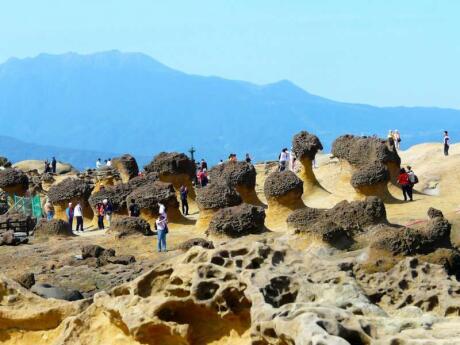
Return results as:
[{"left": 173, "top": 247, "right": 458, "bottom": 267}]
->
[
  {"left": 96, "top": 158, "right": 102, "bottom": 169},
  {"left": 279, "top": 148, "right": 289, "bottom": 172},
  {"left": 74, "top": 202, "right": 84, "bottom": 232}
]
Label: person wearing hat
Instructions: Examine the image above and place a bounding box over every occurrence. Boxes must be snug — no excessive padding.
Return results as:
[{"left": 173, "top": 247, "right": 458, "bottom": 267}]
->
[{"left": 65, "top": 202, "right": 74, "bottom": 230}]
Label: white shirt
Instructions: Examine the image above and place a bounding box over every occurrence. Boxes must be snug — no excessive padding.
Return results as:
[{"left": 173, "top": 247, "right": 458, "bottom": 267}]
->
[
  {"left": 74, "top": 204, "right": 83, "bottom": 217},
  {"left": 107, "top": 160, "right": 112, "bottom": 167},
  {"left": 444, "top": 136, "right": 450, "bottom": 145},
  {"left": 279, "top": 151, "right": 289, "bottom": 162},
  {"left": 96, "top": 161, "right": 102, "bottom": 169},
  {"left": 156, "top": 218, "right": 167, "bottom": 231},
  {"left": 407, "top": 170, "right": 416, "bottom": 183}
]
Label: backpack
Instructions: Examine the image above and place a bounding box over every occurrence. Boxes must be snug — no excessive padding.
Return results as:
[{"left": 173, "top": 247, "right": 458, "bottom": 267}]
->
[{"left": 413, "top": 175, "right": 419, "bottom": 184}]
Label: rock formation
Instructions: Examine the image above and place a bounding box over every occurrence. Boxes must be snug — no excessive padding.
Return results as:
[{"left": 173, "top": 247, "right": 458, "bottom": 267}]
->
[
  {"left": 126, "top": 180, "right": 183, "bottom": 224},
  {"left": 264, "top": 170, "right": 304, "bottom": 229},
  {"left": 13, "top": 159, "right": 76, "bottom": 175},
  {"left": 195, "top": 183, "right": 242, "bottom": 230},
  {"left": 108, "top": 216, "right": 152, "bottom": 238},
  {"left": 292, "top": 130, "right": 328, "bottom": 197},
  {"left": 34, "top": 219, "right": 73, "bottom": 238},
  {"left": 209, "top": 161, "right": 263, "bottom": 205},
  {"left": 206, "top": 203, "right": 265, "bottom": 238},
  {"left": 112, "top": 154, "right": 139, "bottom": 183},
  {"left": 0, "top": 156, "right": 12, "bottom": 168},
  {"left": 0, "top": 168, "right": 29, "bottom": 196},
  {"left": 47, "top": 177, "right": 94, "bottom": 221},
  {"left": 144, "top": 152, "right": 196, "bottom": 199},
  {"left": 331, "top": 135, "right": 401, "bottom": 201}
]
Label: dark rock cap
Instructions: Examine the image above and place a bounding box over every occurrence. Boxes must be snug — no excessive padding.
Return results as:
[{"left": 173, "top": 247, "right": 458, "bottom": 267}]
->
[
  {"left": 208, "top": 161, "right": 256, "bottom": 189},
  {"left": 264, "top": 170, "right": 303, "bottom": 198},
  {"left": 144, "top": 152, "right": 195, "bottom": 177},
  {"left": 112, "top": 154, "right": 139, "bottom": 180},
  {"left": 0, "top": 168, "right": 29, "bottom": 189},
  {"left": 34, "top": 219, "right": 74, "bottom": 237},
  {"left": 109, "top": 216, "right": 152, "bottom": 238},
  {"left": 195, "top": 183, "right": 242, "bottom": 209},
  {"left": 47, "top": 178, "right": 93, "bottom": 203},
  {"left": 126, "top": 180, "right": 178, "bottom": 212},
  {"left": 350, "top": 162, "right": 389, "bottom": 187},
  {"left": 292, "top": 131, "right": 323, "bottom": 161}
]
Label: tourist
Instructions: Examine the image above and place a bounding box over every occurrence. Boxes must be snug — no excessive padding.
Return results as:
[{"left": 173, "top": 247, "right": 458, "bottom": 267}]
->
[
  {"left": 228, "top": 153, "right": 237, "bottom": 162},
  {"left": 397, "top": 168, "right": 412, "bottom": 201},
  {"left": 407, "top": 165, "right": 418, "bottom": 198},
  {"left": 44, "top": 160, "right": 51, "bottom": 173},
  {"left": 155, "top": 214, "right": 168, "bottom": 252},
  {"left": 129, "top": 199, "right": 140, "bottom": 217},
  {"left": 44, "top": 199, "right": 54, "bottom": 220},
  {"left": 65, "top": 202, "right": 74, "bottom": 230},
  {"left": 74, "top": 202, "right": 84, "bottom": 232},
  {"left": 96, "top": 158, "right": 102, "bottom": 169},
  {"left": 443, "top": 131, "right": 450, "bottom": 156},
  {"left": 201, "top": 168, "right": 209, "bottom": 187},
  {"left": 279, "top": 148, "right": 289, "bottom": 171},
  {"left": 200, "top": 159, "right": 208, "bottom": 170},
  {"left": 394, "top": 130, "right": 401, "bottom": 150},
  {"left": 103, "top": 199, "right": 113, "bottom": 227},
  {"left": 289, "top": 150, "right": 297, "bottom": 171},
  {"left": 96, "top": 202, "right": 105, "bottom": 230},
  {"left": 51, "top": 157, "right": 57, "bottom": 174},
  {"left": 106, "top": 158, "right": 112, "bottom": 167},
  {"left": 245, "top": 153, "right": 252, "bottom": 164},
  {"left": 218, "top": 159, "right": 224, "bottom": 165},
  {"left": 196, "top": 168, "right": 203, "bottom": 187},
  {"left": 180, "top": 185, "right": 189, "bottom": 215}
]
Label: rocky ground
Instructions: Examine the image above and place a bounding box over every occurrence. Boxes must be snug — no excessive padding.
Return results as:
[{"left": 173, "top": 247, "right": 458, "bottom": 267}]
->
[{"left": 1, "top": 142, "right": 460, "bottom": 344}]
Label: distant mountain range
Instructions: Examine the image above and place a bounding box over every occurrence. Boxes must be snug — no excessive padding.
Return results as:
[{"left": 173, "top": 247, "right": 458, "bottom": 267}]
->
[{"left": 0, "top": 50, "right": 458, "bottom": 168}]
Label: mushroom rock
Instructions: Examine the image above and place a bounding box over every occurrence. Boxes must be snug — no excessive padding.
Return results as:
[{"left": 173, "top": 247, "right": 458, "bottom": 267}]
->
[
  {"left": 195, "top": 183, "right": 242, "bottom": 231},
  {"left": 144, "top": 152, "right": 196, "bottom": 200},
  {"left": 91, "top": 166, "right": 121, "bottom": 193},
  {"left": 127, "top": 171, "right": 159, "bottom": 189},
  {"left": 263, "top": 170, "right": 304, "bottom": 230},
  {"left": 47, "top": 178, "right": 94, "bottom": 222},
  {"left": 0, "top": 168, "right": 29, "bottom": 196},
  {"left": 112, "top": 154, "right": 139, "bottom": 183},
  {"left": 292, "top": 131, "right": 328, "bottom": 198},
  {"left": 331, "top": 135, "right": 401, "bottom": 201},
  {"left": 13, "top": 160, "right": 76, "bottom": 175},
  {"left": 108, "top": 216, "right": 152, "bottom": 238},
  {"left": 34, "top": 219, "right": 74, "bottom": 238},
  {"left": 208, "top": 161, "right": 263, "bottom": 206},
  {"left": 126, "top": 180, "right": 183, "bottom": 225},
  {"left": 206, "top": 203, "right": 266, "bottom": 238},
  {"left": 88, "top": 183, "right": 134, "bottom": 219}
]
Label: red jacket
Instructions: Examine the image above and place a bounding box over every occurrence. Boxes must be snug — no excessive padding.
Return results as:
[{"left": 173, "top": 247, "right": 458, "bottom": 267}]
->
[{"left": 397, "top": 173, "right": 410, "bottom": 186}]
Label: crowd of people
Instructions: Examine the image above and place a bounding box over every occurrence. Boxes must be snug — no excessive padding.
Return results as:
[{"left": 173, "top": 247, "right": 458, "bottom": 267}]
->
[
  {"left": 96, "top": 158, "right": 112, "bottom": 169},
  {"left": 44, "top": 157, "right": 57, "bottom": 173}
]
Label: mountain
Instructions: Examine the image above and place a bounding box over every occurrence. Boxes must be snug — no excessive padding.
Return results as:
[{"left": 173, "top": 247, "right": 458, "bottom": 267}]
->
[
  {"left": 0, "top": 135, "right": 150, "bottom": 170},
  {"left": 0, "top": 50, "right": 459, "bottom": 165}
]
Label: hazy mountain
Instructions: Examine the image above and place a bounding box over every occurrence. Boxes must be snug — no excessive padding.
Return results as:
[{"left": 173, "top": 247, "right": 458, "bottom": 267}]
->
[{"left": 0, "top": 50, "right": 458, "bottom": 165}]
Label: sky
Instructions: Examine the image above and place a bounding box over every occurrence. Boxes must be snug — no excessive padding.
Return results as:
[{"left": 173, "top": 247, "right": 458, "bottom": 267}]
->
[{"left": 1, "top": 0, "right": 459, "bottom": 109}]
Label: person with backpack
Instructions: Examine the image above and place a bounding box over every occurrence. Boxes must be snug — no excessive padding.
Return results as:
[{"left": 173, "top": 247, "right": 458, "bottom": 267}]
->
[
  {"left": 406, "top": 166, "right": 418, "bottom": 199},
  {"left": 103, "top": 199, "right": 113, "bottom": 227},
  {"left": 443, "top": 131, "right": 450, "bottom": 156},
  {"left": 65, "top": 202, "right": 74, "bottom": 230},
  {"left": 129, "top": 199, "right": 140, "bottom": 217},
  {"left": 74, "top": 202, "right": 84, "bottom": 232},
  {"left": 179, "top": 185, "right": 189, "bottom": 215},
  {"left": 155, "top": 214, "right": 168, "bottom": 252},
  {"left": 397, "top": 168, "right": 413, "bottom": 201}
]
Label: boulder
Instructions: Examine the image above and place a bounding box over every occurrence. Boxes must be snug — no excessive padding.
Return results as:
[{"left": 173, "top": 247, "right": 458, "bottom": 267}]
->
[
  {"left": 108, "top": 216, "right": 152, "bottom": 238},
  {"left": 15, "top": 273, "right": 35, "bottom": 289},
  {"left": 81, "top": 244, "right": 108, "bottom": 259},
  {"left": 127, "top": 172, "right": 160, "bottom": 189},
  {"left": 144, "top": 152, "right": 195, "bottom": 177},
  {"left": 264, "top": 170, "right": 303, "bottom": 198},
  {"left": 89, "top": 183, "right": 134, "bottom": 213},
  {"left": 177, "top": 238, "right": 215, "bottom": 251},
  {"left": 0, "top": 168, "right": 29, "bottom": 195},
  {"left": 207, "top": 203, "right": 265, "bottom": 238},
  {"left": 112, "top": 154, "right": 139, "bottom": 182},
  {"left": 0, "top": 230, "right": 17, "bottom": 245},
  {"left": 0, "top": 156, "right": 12, "bottom": 168},
  {"left": 31, "top": 283, "right": 84, "bottom": 301},
  {"left": 34, "top": 219, "right": 73, "bottom": 238}
]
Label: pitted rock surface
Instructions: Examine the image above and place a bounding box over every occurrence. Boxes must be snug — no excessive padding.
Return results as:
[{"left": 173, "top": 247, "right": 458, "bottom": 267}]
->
[
  {"left": 350, "top": 161, "right": 389, "bottom": 187},
  {"left": 209, "top": 161, "right": 256, "bottom": 188},
  {"left": 177, "top": 238, "right": 215, "bottom": 251},
  {"left": 89, "top": 183, "right": 134, "bottom": 212},
  {"left": 144, "top": 152, "right": 195, "bottom": 177},
  {"left": 0, "top": 168, "right": 29, "bottom": 189},
  {"left": 34, "top": 219, "right": 73, "bottom": 237},
  {"left": 112, "top": 154, "right": 139, "bottom": 180},
  {"left": 0, "top": 156, "right": 12, "bottom": 168},
  {"left": 108, "top": 216, "right": 152, "bottom": 238},
  {"left": 47, "top": 178, "right": 93, "bottom": 203},
  {"left": 207, "top": 203, "right": 266, "bottom": 238},
  {"left": 264, "top": 170, "right": 303, "bottom": 197},
  {"left": 126, "top": 180, "right": 179, "bottom": 212},
  {"left": 195, "top": 183, "right": 242, "bottom": 209},
  {"left": 292, "top": 130, "right": 323, "bottom": 160}
]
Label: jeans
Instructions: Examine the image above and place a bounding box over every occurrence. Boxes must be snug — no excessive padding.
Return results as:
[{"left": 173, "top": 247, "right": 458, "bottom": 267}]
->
[
  {"left": 76, "top": 216, "right": 84, "bottom": 231},
  {"left": 181, "top": 199, "right": 189, "bottom": 215},
  {"left": 68, "top": 216, "right": 73, "bottom": 230},
  {"left": 444, "top": 144, "right": 450, "bottom": 156},
  {"left": 157, "top": 229, "right": 167, "bottom": 252},
  {"left": 97, "top": 215, "right": 104, "bottom": 229},
  {"left": 402, "top": 184, "right": 413, "bottom": 201},
  {"left": 47, "top": 211, "right": 54, "bottom": 220}
]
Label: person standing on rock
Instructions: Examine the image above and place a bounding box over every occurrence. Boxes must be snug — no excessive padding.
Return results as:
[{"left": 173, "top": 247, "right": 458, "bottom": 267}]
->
[
  {"left": 74, "top": 202, "right": 84, "bottom": 232},
  {"left": 245, "top": 153, "right": 252, "bottom": 164},
  {"left": 279, "top": 148, "right": 289, "bottom": 171},
  {"left": 51, "top": 157, "right": 57, "bottom": 174},
  {"left": 397, "top": 168, "right": 413, "bottom": 201},
  {"left": 443, "top": 131, "right": 450, "bottom": 156},
  {"left": 96, "top": 158, "right": 102, "bottom": 169},
  {"left": 196, "top": 168, "right": 203, "bottom": 187},
  {"left": 44, "top": 160, "right": 51, "bottom": 173},
  {"left": 44, "top": 199, "right": 54, "bottom": 220},
  {"left": 129, "top": 199, "right": 140, "bottom": 217},
  {"left": 200, "top": 159, "right": 208, "bottom": 170},
  {"left": 155, "top": 214, "right": 168, "bottom": 252},
  {"left": 103, "top": 199, "right": 113, "bottom": 227},
  {"left": 65, "top": 202, "right": 74, "bottom": 230},
  {"left": 96, "top": 202, "right": 105, "bottom": 230},
  {"left": 106, "top": 158, "right": 112, "bottom": 167},
  {"left": 394, "top": 130, "right": 401, "bottom": 150},
  {"left": 180, "top": 185, "right": 189, "bottom": 215}
]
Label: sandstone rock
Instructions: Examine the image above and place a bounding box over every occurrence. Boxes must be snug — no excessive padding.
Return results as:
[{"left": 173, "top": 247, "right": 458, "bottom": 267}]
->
[
  {"left": 47, "top": 177, "right": 93, "bottom": 203},
  {"left": 1, "top": 230, "right": 17, "bottom": 245},
  {"left": 81, "top": 244, "right": 107, "bottom": 259},
  {"left": 350, "top": 161, "right": 389, "bottom": 187},
  {"left": 108, "top": 216, "right": 152, "bottom": 238},
  {"left": 34, "top": 219, "right": 73, "bottom": 238},
  {"left": 207, "top": 203, "right": 265, "bottom": 238},
  {"left": 112, "top": 154, "right": 139, "bottom": 182},
  {"left": 105, "top": 255, "right": 136, "bottom": 265},
  {"left": 15, "top": 273, "right": 35, "bottom": 289},
  {"left": 292, "top": 130, "right": 323, "bottom": 160},
  {"left": 177, "top": 238, "right": 215, "bottom": 251},
  {"left": 144, "top": 152, "right": 195, "bottom": 177},
  {"left": 428, "top": 207, "right": 444, "bottom": 219},
  {"left": 195, "top": 183, "right": 242, "bottom": 210},
  {"left": 209, "top": 161, "right": 256, "bottom": 189},
  {"left": 88, "top": 183, "right": 134, "bottom": 212},
  {"left": 31, "top": 283, "right": 84, "bottom": 301},
  {"left": 127, "top": 171, "right": 159, "bottom": 188},
  {"left": 0, "top": 156, "right": 12, "bottom": 168},
  {"left": 0, "top": 168, "right": 29, "bottom": 192}
]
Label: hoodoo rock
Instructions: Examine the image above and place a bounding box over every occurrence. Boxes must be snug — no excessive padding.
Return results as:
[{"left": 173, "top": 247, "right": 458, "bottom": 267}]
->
[
  {"left": 108, "top": 216, "right": 152, "bottom": 238},
  {"left": 195, "top": 183, "right": 242, "bottom": 230},
  {"left": 263, "top": 170, "right": 304, "bottom": 229},
  {"left": 126, "top": 180, "right": 182, "bottom": 224},
  {"left": 47, "top": 177, "right": 94, "bottom": 221},
  {"left": 331, "top": 135, "right": 401, "bottom": 201},
  {"left": 292, "top": 131, "right": 328, "bottom": 197},
  {"left": 112, "top": 154, "right": 139, "bottom": 183},
  {"left": 144, "top": 152, "right": 196, "bottom": 199},
  {"left": 207, "top": 203, "right": 266, "bottom": 238},
  {"left": 34, "top": 219, "right": 73, "bottom": 238},
  {"left": 89, "top": 183, "right": 133, "bottom": 215},
  {"left": 209, "top": 161, "right": 263, "bottom": 205},
  {"left": 0, "top": 168, "right": 29, "bottom": 196}
]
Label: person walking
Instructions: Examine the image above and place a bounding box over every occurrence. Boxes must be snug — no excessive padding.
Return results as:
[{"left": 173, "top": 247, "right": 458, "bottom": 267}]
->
[
  {"left": 103, "top": 199, "right": 113, "bottom": 227},
  {"left": 245, "top": 153, "right": 252, "bottom": 164},
  {"left": 129, "top": 199, "right": 140, "bottom": 217},
  {"left": 96, "top": 202, "right": 105, "bottom": 229},
  {"left": 180, "top": 185, "right": 189, "bottom": 215},
  {"left": 279, "top": 148, "right": 289, "bottom": 171},
  {"left": 51, "top": 157, "right": 57, "bottom": 174},
  {"left": 443, "top": 131, "right": 450, "bottom": 156},
  {"left": 397, "top": 168, "right": 412, "bottom": 201},
  {"left": 155, "top": 215, "right": 168, "bottom": 252},
  {"left": 44, "top": 199, "right": 54, "bottom": 220},
  {"left": 65, "top": 202, "right": 74, "bottom": 230},
  {"left": 74, "top": 202, "right": 84, "bottom": 232}
]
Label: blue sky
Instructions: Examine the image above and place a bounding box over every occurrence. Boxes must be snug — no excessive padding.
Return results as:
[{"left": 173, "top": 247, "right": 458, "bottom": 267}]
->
[{"left": 1, "top": 1, "right": 459, "bottom": 108}]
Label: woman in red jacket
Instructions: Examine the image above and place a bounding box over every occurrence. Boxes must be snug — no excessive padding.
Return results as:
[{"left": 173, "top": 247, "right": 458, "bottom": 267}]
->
[{"left": 397, "top": 168, "right": 413, "bottom": 201}]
